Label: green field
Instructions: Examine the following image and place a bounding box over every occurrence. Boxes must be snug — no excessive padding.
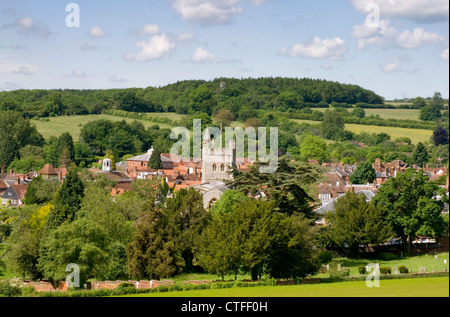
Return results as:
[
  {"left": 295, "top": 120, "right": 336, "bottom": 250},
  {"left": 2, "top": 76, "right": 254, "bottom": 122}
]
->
[
  {"left": 32, "top": 114, "right": 176, "bottom": 141},
  {"left": 313, "top": 108, "right": 421, "bottom": 121},
  {"left": 292, "top": 119, "right": 433, "bottom": 144},
  {"left": 122, "top": 277, "right": 449, "bottom": 297}
]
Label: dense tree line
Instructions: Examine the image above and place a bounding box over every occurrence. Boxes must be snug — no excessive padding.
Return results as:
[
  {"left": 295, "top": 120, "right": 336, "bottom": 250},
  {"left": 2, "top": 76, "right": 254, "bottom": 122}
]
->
[{"left": 0, "top": 77, "right": 384, "bottom": 119}]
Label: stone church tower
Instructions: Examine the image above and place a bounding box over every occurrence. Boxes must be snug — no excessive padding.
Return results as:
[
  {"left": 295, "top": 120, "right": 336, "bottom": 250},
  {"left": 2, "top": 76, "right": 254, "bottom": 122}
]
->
[{"left": 201, "top": 127, "right": 236, "bottom": 184}]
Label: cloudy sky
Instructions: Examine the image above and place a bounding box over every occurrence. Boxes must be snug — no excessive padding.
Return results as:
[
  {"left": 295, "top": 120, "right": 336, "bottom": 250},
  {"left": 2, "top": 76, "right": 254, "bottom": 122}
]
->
[{"left": 0, "top": 0, "right": 448, "bottom": 100}]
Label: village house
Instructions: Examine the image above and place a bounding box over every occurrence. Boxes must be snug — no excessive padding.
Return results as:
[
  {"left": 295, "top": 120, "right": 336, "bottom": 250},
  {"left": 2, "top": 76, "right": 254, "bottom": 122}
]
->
[{"left": 1, "top": 183, "right": 28, "bottom": 207}]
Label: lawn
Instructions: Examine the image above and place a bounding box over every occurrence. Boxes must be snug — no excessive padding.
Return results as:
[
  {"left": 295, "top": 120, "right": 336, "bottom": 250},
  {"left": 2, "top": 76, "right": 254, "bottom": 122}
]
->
[
  {"left": 122, "top": 277, "right": 449, "bottom": 297},
  {"left": 313, "top": 252, "right": 449, "bottom": 278},
  {"left": 292, "top": 119, "right": 433, "bottom": 144},
  {"left": 32, "top": 114, "right": 176, "bottom": 141}
]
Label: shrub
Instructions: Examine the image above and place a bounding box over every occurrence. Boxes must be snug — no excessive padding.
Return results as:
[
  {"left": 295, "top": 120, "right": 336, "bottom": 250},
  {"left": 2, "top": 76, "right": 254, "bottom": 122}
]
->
[
  {"left": 398, "top": 265, "right": 409, "bottom": 274},
  {"left": 358, "top": 265, "right": 367, "bottom": 275},
  {"left": 380, "top": 267, "right": 392, "bottom": 275},
  {"left": 319, "top": 250, "right": 333, "bottom": 264},
  {"left": 0, "top": 281, "right": 22, "bottom": 297}
]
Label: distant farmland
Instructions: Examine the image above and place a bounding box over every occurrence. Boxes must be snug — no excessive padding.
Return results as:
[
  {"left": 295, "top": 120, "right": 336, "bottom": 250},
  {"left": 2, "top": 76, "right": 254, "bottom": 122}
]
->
[
  {"left": 313, "top": 108, "right": 422, "bottom": 121},
  {"left": 32, "top": 114, "right": 176, "bottom": 141},
  {"left": 292, "top": 119, "right": 433, "bottom": 144}
]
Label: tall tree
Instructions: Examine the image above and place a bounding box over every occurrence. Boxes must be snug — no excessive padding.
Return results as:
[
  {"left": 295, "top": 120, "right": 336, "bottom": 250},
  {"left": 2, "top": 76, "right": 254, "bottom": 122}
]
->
[
  {"left": 433, "top": 126, "right": 449, "bottom": 146},
  {"left": 45, "top": 166, "right": 84, "bottom": 231},
  {"left": 349, "top": 161, "right": 377, "bottom": 184},
  {"left": 373, "top": 168, "right": 446, "bottom": 254},
  {"left": 0, "top": 110, "right": 45, "bottom": 168},
  {"left": 320, "top": 109, "right": 345, "bottom": 140},
  {"left": 411, "top": 142, "right": 429, "bottom": 167},
  {"left": 299, "top": 135, "right": 328, "bottom": 162},
  {"left": 163, "top": 188, "right": 212, "bottom": 272},
  {"left": 126, "top": 207, "right": 185, "bottom": 280},
  {"left": 227, "top": 157, "right": 324, "bottom": 218},
  {"left": 148, "top": 145, "right": 163, "bottom": 170},
  {"left": 324, "top": 191, "right": 393, "bottom": 257}
]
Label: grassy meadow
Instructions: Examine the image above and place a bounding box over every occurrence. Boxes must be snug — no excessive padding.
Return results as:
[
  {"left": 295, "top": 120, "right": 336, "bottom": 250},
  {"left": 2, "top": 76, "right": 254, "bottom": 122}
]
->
[
  {"left": 313, "top": 107, "right": 421, "bottom": 121},
  {"left": 31, "top": 114, "right": 177, "bottom": 141},
  {"left": 122, "top": 277, "right": 449, "bottom": 297},
  {"left": 292, "top": 119, "right": 433, "bottom": 144}
]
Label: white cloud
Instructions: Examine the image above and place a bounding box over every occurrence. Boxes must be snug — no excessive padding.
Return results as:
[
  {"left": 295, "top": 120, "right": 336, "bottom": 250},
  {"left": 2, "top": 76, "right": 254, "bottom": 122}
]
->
[
  {"left": 191, "top": 47, "right": 224, "bottom": 63},
  {"left": 141, "top": 24, "right": 160, "bottom": 35},
  {"left": 13, "top": 65, "right": 34, "bottom": 75},
  {"left": 280, "top": 37, "right": 347, "bottom": 60},
  {"left": 2, "top": 17, "right": 52, "bottom": 38},
  {"left": 352, "top": 20, "right": 445, "bottom": 50},
  {"left": 130, "top": 24, "right": 160, "bottom": 36},
  {"left": 108, "top": 75, "right": 133, "bottom": 82},
  {"left": 382, "top": 57, "right": 401, "bottom": 73},
  {"left": 0, "top": 59, "right": 40, "bottom": 74},
  {"left": 123, "top": 34, "right": 175, "bottom": 62},
  {"left": 351, "top": 0, "right": 449, "bottom": 23},
  {"left": 442, "top": 49, "right": 449, "bottom": 62},
  {"left": 89, "top": 26, "right": 105, "bottom": 38},
  {"left": 172, "top": 0, "right": 243, "bottom": 26},
  {"left": 176, "top": 32, "right": 195, "bottom": 43},
  {"left": 68, "top": 69, "right": 88, "bottom": 78}
]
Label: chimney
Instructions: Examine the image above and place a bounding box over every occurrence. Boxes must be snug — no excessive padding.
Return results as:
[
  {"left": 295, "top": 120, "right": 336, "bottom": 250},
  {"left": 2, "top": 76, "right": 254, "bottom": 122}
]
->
[
  {"left": 10, "top": 169, "right": 14, "bottom": 175},
  {"left": 375, "top": 158, "right": 381, "bottom": 165}
]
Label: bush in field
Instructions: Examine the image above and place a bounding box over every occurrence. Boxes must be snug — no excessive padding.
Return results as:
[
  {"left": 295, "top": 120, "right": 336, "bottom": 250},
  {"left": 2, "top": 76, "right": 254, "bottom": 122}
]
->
[
  {"left": 398, "top": 265, "right": 409, "bottom": 274},
  {"left": 380, "top": 267, "right": 391, "bottom": 275},
  {"left": 358, "top": 265, "right": 366, "bottom": 275},
  {"left": 319, "top": 251, "right": 333, "bottom": 264}
]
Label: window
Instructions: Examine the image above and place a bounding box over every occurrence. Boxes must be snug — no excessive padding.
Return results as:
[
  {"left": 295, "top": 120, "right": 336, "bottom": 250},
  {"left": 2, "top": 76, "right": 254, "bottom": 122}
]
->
[
  {"left": 220, "top": 164, "right": 225, "bottom": 172},
  {"left": 212, "top": 164, "right": 217, "bottom": 172}
]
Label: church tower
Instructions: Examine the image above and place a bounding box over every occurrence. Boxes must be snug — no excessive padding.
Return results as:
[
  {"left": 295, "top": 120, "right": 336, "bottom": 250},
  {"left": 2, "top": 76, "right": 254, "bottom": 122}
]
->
[{"left": 201, "top": 127, "right": 236, "bottom": 184}]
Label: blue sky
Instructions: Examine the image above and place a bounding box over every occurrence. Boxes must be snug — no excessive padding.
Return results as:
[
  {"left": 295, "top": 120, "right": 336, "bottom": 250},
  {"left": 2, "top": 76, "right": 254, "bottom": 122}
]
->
[{"left": 0, "top": 0, "right": 448, "bottom": 100}]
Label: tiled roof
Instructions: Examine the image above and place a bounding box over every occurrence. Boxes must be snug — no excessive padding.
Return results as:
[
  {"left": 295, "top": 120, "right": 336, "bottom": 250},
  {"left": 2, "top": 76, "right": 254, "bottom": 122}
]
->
[{"left": 40, "top": 164, "right": 59, "bottom": 175}]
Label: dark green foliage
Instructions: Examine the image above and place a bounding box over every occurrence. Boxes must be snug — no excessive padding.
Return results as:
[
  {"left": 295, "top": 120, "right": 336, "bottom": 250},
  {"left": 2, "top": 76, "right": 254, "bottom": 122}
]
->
[
  {"left": 126, "top": 207, "right": 185, "bottom": 280},
  {"left": 320, "top": 109, "right": 345, "bottom": 140},
  {"left": 163, "top": 188, "right": 212, "bottom": 273},
  {"left": 0, "top": 78, "right": 384, "bottom": 120},
  {"left": 0, "top": 110, "right": 45, "bottom": 168},
  {"left": 227, "top": 157, "right": 323, "bottom": 218},
  {"left": 200, "top": 199, "right": 320, "bottom": 280},
  {"left": 324, "top": 191, "right": 393, "bottom": 255},
  {"left": 148, "top": 145, "right": 163, "bottom": 170},
  {"left": 358, "top": 265, "right": 366, "bottom": 275},
  {"left": 398, "top": 265, "right": 408, "bottom": 274},
  {"left": 373, "top": 168, "right": 447, "bottom": 254},
  {"left": 433, "top": 126, "right": 449, "bottom": 146},
  {"left": 411, "top": 142, "right": 429, "bottom": 166},
  {"left": 0, "top": 280, "right": 22, "bottom": 297},
  {"left": 349, "top": 161, "right": 376, "bottom": 184},
  {"left": 39, "top": 217, "right": 111, "bottom": 286},
  {"left": 377, "top": 252, "right": 399, "bottom": 261},
  {"left": 23, "top": 176, "right": 60, "bottom": 205},
  {"left": 380, "top": 267, "right": 391, "bottom": 275},
  {"left": 45, "top": 167, "right": 84, "bottom": 231},
  {"left": 319, "top": 251, "right": 333, "bottom": 264}
]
